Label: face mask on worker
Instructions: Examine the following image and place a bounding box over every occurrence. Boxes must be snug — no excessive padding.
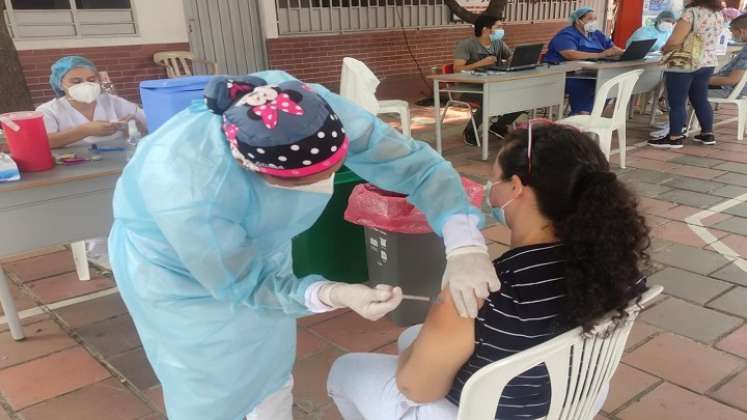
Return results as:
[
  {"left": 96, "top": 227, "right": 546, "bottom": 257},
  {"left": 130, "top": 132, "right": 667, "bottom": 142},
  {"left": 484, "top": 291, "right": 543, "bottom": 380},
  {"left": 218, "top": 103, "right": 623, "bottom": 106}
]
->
[
  {"left": 583, "top": 20, "right": 599, "bottom": 33},
  {"left": 485, "top": 180, "right": 516, "bottom": 226},
  {"left": 269, "top": 173, "right": 335, "bottom": 195},
  {"left": 67, "top": 82, "right": 101, "bottom": 104},
  {"left": 490, "top": 28, "right": 505, "bottom": 41},
  {"left": 658, "top": 21, "right": 674, "bottom": 32}
]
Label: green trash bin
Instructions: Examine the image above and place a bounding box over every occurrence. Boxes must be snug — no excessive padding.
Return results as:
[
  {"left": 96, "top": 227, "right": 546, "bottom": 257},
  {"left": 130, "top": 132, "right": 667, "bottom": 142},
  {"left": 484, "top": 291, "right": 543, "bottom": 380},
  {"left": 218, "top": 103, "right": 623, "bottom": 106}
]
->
[{"left": 292, "top": 167, "right": 368, "bottom": 283}]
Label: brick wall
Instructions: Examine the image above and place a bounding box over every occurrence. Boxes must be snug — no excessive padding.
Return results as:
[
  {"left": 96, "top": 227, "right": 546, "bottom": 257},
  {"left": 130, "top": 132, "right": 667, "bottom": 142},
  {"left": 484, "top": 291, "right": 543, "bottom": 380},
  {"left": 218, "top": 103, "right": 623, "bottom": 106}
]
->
[
  {"left": 267, "top": 22, "right": 567, "bottom": 99},
  {"left": 18, "top": 42, "right": 189, "bottom": 106}
]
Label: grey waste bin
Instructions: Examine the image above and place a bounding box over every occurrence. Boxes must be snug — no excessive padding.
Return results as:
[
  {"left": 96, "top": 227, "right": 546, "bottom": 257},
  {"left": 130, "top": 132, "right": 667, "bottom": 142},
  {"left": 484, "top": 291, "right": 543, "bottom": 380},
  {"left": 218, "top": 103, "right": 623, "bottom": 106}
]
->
[{"left": 365, "top": 227, "right": 446, "bottom": 326}]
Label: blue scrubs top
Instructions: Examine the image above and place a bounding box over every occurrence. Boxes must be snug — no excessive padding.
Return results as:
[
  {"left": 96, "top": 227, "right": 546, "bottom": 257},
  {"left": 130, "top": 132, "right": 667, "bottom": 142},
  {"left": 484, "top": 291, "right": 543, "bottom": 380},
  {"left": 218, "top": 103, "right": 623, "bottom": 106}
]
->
[{"left": 543, "top": 25, "right": 614, "bottom": 63}]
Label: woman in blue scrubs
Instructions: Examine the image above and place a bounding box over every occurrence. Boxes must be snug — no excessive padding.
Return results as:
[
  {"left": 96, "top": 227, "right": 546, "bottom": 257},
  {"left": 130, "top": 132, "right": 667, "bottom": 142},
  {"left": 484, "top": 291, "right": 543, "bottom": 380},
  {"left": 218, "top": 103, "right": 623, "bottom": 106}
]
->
[{"left": 544, "top": 7, "right": 624, "bottom": 114}]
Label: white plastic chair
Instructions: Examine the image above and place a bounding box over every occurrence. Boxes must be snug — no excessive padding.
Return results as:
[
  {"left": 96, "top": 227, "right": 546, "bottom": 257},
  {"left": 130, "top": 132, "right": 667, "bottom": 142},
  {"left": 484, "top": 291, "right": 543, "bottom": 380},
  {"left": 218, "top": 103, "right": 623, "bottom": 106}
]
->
[
  {"left": 687, "top": 69, "right": 747, "bottom": 140},
  {"left": 70, "top": 241, "right": 90, "bottom": 281},
  {"left": 437, "top": 63, "right": 483, "bottom": 149},
  {"left": 153, "top": 51, "right": 219, "bottom": 78},
  {"left": 558, "top": 69, "right": 644, "bottom": 169},
  {"left": 457, "top": 285, "right": 662, "bottom": 420},
  {"left": 339, "top": 57, "right": 411, "bottom": 137}
]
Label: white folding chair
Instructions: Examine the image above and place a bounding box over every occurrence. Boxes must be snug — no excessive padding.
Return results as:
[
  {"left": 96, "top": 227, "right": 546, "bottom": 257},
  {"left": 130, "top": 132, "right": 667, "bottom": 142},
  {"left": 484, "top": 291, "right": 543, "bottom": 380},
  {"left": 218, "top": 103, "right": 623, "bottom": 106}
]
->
[
  {"left": 153, "top": 51, "right": 218, "bottom": 78},
  {"left": 457, "top": 285, "right": 663, "bottom": 420},
  {"left": 437, "top": 63, "right": 484, "bottom": 149},
  {"left": 687, "top": 70, "right": 747, "bottom": 140},
  {"left": 339, "top": 57, "right": 411, "bottom": 137},
  {"left": 558, "top": 69, "right": 644, "bottom": 169}
]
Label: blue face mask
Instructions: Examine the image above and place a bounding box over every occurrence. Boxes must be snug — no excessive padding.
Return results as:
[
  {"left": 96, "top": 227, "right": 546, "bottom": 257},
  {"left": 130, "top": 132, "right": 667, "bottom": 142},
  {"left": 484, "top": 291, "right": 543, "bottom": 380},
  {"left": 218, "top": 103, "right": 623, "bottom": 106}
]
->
[
  {"left": 485, "top": 181, "right": 515, "bottom": 225},
  {"left": 490, "top": 29, "right": 505, "bottom": 42}
]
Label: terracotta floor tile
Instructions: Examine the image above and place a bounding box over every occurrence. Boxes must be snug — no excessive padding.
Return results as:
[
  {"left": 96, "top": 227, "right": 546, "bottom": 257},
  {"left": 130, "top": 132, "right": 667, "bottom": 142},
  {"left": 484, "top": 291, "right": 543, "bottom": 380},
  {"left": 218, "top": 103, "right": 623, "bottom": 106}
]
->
[
  {"left": 623, "top": 333, "right": 744, "bottom": 394},
  {"left": 711, "top": 368, "right": 747, "bottom": 412},
  {"left": 603, "top": 364, "right": 660, "bottom": 413},
  {"left": 629, "top": 148, "right": 680, "bottom": 162},
  {"left": 0, "top": 281, "right": 38, "bottom": 317},
  {"left": 292, "top": 347, "right": 345, "bottom": 413},
  {"left": 716, "top": 324, "right": 747, "bottom": 359},
  {"left": 625, "top": 322, "right": 662, "bottom": 351},
  {"left": 0, "top": 312, "right": 50, "bottom": 334},
  {"left": 483, "top": 224, "right": 511, "bottom": 245},
  {"left": 298, "top": 309, "right": 351, "bottom": 328},
  {"left": 3, "top": 250, "right": 76, "bottom": 283},
  {"left": 665, "top": 206, "right": 732, "bottom": 226},
  {"left": 638, "top": 197, "right": 678, "bottom": 218},
  {"left": 310, "top": 311, "right": 404, "bottom": 352},
  {"left": 76, "top": 314, "right": 141, "bottom": 357},
  {"left": 0, "top": 246, "right": 67, "bottom": 264},
  {"left": 143, "top": 385, "right": 165, "bottom": 414},
  {"left": 0, "top": 319, "right": 77, "bottom": 369},
  {"left": 709, "top": 150, "right": 747, "bottom": 164},
  {"left": 18, "top": 377, "right": 152, "bottom": 420},
  {"left": 652, "top": 221, "right": 728, "bottom": 248},
  {"left": 25, "top": 272, "right": 114, "bottom": 304},
  {"left": 617, "top": 382, "right": 747, "bottom": 420},
  {"left": 0, "top": 346, "right": 110, "bottom": 410},
  {"left": 297, "top": 329, "right": 329, "bottom": 360},
  {"left": 108, "top": 347, "right": 159, "bottom": 390},
  {"left": 715, "top": 235, "right": 747, "bottom": 258},
  {"left": 55, "top": 292, "right": 129, "bottom": 329}
]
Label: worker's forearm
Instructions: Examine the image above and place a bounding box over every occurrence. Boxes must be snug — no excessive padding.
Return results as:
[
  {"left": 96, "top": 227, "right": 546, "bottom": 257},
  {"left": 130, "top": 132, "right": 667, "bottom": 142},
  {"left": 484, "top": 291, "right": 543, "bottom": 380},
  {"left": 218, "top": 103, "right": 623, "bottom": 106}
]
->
[
  {"left": 48, "top": 126, "right": 89, "bottom": 149},
  {"left": 561, "top": 50, "right": 603, "bottom": 61}
]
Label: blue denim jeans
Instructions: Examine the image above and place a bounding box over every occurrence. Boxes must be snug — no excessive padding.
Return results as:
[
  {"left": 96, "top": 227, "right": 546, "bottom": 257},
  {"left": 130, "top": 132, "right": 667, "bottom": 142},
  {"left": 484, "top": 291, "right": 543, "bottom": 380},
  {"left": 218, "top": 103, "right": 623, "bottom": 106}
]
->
[{"left": 665, "top": 67, "right": 715, "bottom": 136}]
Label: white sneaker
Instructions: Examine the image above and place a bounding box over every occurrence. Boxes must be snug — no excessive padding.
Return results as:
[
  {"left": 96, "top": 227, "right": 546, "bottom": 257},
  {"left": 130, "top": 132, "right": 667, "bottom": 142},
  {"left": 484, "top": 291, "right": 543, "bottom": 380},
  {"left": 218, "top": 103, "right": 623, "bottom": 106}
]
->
[
  {"left": 87, "top": 253, "right": 112, "bottom": 271},
  {"left": 650, "top": 127, "right": 669, "bottom": 138}
]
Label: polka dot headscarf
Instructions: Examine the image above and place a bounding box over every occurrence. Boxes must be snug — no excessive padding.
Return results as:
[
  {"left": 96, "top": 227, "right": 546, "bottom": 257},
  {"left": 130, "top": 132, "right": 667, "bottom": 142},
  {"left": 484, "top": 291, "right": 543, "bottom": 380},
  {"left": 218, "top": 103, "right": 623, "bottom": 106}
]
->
[{"left": 205, "top": 75, "right": 349, "bottom": 178}]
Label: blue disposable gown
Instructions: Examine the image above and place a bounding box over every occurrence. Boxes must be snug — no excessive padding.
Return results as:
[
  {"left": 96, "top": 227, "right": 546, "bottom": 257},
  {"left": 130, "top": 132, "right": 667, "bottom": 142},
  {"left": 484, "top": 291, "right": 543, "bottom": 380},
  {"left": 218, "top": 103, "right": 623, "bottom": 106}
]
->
[
  {"left": 108, "top": 70, "right": 481, "bottom": 420},
  {"left": 627, "top": 25, "right": 672, "bottom": 52}
]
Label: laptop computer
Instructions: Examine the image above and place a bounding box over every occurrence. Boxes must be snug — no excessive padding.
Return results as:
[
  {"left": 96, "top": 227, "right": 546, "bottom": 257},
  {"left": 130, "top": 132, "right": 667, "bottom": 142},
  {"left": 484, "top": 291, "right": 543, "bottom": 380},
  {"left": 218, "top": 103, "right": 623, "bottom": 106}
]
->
[
  {"left": 477, "top": 43, "right": 544, "bottom": 72},
  {"left": 600, "top": 38, "right": 657, "bottom": 62}
]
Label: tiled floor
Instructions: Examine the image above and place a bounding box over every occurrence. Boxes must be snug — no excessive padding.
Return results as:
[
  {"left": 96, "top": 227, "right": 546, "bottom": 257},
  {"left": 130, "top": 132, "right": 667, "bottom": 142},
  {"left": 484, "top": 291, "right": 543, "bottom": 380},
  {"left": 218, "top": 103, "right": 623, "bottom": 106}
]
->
[{"left": 0, "top": 104, "right": 746, "bottom": 420}]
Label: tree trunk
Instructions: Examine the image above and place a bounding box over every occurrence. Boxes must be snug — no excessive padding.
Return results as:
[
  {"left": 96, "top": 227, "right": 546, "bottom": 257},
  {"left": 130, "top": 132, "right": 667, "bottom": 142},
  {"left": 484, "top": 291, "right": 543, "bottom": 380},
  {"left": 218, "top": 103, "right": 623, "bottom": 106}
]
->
[
  {"left": 445, "top": 0, "right": 509, "bottom": 23},
  {"left": 0, "top": 4, "right": 34, "bottom": 114}
]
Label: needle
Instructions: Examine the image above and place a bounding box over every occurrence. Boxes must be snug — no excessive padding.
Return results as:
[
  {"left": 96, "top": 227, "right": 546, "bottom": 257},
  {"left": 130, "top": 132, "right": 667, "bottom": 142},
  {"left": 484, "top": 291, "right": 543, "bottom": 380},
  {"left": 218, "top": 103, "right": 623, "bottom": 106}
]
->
[{"left": 402, "top": 294, "right": 430, "bottom": 302}]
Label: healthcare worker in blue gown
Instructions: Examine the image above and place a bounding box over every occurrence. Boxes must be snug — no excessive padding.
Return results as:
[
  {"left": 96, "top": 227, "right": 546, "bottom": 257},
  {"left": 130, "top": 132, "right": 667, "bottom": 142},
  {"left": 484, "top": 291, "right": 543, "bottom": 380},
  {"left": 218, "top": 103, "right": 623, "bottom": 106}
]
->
[
  {"left": 108, "top": 70, "right": 499, "bottom": 420},
  {"left": 627, "top": 11, "right": 676, "bottom": 52},
  {"left": 544, "top": 7, "right": 625, "bottom": 114}
]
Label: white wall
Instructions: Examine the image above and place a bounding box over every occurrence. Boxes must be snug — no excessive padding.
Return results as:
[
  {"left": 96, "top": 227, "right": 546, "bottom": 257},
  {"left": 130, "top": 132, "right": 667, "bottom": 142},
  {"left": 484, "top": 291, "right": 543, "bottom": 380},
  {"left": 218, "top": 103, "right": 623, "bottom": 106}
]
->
[{"left": 14, "top": 0, "right": 189, "bottom": 51}]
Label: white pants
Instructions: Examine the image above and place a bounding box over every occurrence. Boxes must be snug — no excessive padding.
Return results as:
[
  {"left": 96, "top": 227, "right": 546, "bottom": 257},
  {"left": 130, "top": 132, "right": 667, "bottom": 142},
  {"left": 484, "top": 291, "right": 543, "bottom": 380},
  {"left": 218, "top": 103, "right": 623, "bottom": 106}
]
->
[
  {"left": 327, "top": 325, "right": 459, "bottom": 420},
  {"left": 327, "top": 326, "right": 609, "bottom": 420},
  {"left": 245, "top": 377, "right": 294, "bottom": 420}
]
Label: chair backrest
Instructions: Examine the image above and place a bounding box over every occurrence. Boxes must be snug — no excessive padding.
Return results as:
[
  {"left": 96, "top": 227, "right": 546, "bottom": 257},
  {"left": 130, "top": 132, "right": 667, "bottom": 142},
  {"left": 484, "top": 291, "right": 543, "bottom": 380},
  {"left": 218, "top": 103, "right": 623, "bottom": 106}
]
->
[
  {"left": 339, "top": 57, "right": 381, "bottom": 114},
  {"left": 589, "top": 69, "right": 644, "bottom": 126},
  {"left": 153, "top": 51, "right": 218, "bottom": 78},
  {"left": 442, "top": 63, "right": 455, "bottom": 74},
  {"left": 727, "top": 68, "right": 747, "bottom": 100},
  {"left": 457, "top": 285, "right": 663, "bottom": 420}
]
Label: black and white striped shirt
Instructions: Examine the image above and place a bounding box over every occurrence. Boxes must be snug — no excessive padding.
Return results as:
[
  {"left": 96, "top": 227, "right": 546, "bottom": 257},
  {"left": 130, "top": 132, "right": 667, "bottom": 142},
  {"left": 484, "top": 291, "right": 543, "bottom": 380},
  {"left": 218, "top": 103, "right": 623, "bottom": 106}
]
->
[{"left": 446, "top": 243, "right": 646, "bottom": 419}]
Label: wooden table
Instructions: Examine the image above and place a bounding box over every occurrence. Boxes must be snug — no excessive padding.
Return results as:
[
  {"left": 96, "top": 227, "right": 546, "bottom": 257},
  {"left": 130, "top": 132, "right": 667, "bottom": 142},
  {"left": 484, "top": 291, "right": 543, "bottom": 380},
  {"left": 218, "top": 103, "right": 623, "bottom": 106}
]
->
[
  {"left": 429, "top": 63, "right": 582, "bottom": 161},
  {"left": 0, "top": 149, "right": 125, "bottom": 340}
]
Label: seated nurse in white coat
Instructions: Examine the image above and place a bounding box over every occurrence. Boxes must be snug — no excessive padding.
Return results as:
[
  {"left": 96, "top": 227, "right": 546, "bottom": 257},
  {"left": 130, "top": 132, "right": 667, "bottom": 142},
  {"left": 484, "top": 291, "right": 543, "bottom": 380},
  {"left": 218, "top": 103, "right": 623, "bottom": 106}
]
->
[
  {"left": 36, "top": 55, "right": 147, "bottom": 268},
  {"left": 37, "top": 55, "right": 147, "bottom": 149}
]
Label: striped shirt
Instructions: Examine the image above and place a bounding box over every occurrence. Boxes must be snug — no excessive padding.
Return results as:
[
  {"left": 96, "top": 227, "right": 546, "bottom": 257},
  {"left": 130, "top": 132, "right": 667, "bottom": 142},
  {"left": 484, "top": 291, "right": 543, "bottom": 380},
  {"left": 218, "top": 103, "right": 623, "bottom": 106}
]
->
[{"left": 446, "top": 243, "right": 646, "bottom": 419}]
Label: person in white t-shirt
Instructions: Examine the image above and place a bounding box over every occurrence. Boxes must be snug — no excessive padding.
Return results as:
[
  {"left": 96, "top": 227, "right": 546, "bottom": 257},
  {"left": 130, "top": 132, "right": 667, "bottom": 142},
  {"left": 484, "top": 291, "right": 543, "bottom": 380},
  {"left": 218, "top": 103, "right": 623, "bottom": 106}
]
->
[
  {"left": 37, "top": 55, "right": 147, "bottom": 149},
  {"left": 36, "top": 55, "right": 148, "bottom": 268}
]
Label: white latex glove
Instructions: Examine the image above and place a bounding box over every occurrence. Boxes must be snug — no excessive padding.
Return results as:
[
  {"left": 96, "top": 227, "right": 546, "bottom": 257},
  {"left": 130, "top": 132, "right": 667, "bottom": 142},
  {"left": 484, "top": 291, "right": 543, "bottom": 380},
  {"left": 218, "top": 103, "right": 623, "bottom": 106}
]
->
[
  {"left": 443, "top": 245, "right": 501, "bottom": 318},
  {"left": 317, "top": 282, "right": 403, "bottom": 321}
]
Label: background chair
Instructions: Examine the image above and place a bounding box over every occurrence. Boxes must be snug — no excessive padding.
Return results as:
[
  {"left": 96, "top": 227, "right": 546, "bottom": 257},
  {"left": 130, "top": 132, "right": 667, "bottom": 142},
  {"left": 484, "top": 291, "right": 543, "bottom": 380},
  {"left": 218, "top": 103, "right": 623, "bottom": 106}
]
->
[
  {"left": 153, "top": 51, "right": 218, "bottom": 78},
  {"left": 687, "top": 70, "right": 747, "bottom": 140},
  {"left": 339, "top": 57, "right": 411, "bottom": 137},
  {"left": 457, "top": 285, "right": 663, "bottom": 420},
  {"left": 438, "top": 64, "right": 483, "bottom": 148},
  {"left": 558, "top": 69, "right": 644, "bottom": 169}
]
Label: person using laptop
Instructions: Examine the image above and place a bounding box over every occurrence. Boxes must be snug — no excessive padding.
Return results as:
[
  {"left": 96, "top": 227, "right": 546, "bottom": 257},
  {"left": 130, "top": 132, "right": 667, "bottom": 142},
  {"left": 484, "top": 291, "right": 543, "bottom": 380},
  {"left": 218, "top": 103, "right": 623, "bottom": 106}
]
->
[
  {"left": 627, "top": 10, "right": 676, "bottom": 52},
  {"left": 543, "top": 7, "right": 624, "bottom": 114},
  {"left": 453, "top": 13, "right": 522, "bottom": 145}
]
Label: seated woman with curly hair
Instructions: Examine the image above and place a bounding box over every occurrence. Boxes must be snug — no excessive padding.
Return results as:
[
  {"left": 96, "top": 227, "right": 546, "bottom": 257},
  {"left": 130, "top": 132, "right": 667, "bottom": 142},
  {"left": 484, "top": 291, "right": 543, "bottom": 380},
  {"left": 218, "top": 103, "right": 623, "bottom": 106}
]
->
[{"left": 326, "top": 123, "right": 651, "bottom": 420}]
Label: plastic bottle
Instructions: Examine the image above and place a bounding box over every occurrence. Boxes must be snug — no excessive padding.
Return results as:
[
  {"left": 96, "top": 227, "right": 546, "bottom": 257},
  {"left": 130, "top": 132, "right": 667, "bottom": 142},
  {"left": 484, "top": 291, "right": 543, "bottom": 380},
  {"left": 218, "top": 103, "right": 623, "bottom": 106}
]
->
[{"left": 126, "top": 120, "right": 142, "bottom": 160}]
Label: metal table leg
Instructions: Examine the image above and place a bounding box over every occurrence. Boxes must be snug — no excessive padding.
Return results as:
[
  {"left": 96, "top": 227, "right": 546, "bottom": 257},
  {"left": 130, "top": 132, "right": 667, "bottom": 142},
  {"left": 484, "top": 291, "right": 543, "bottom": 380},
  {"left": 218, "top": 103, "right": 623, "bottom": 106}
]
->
[{"left": 0, "top": 265, "right": 24, "bottom": 340}]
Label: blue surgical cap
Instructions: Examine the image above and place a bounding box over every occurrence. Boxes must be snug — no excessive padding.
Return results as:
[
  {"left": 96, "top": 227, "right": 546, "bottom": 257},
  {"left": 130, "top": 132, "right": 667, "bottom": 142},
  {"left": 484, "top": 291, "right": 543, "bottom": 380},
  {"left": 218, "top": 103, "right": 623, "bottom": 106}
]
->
[
  {"left": 655, "top": 10, "right": 676, "bottom": 26},
  {"left": 569, "top": 7, "right": 594, "bottom": 23},
  {"left": 49, "top": 55, "right": 97, "bottom": 97}
]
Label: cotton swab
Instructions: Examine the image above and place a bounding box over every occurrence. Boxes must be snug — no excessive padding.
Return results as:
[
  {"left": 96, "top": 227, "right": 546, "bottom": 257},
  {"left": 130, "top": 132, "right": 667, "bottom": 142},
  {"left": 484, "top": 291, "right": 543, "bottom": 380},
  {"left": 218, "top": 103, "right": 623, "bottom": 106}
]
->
[{"left": 402, "top": 294, "right": 431, "bottom": 302}]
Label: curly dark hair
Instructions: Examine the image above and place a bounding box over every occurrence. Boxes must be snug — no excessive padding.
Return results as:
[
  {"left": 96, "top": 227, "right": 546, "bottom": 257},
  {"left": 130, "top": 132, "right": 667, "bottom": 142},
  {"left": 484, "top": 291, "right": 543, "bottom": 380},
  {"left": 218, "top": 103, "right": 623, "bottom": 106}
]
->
[{"left": 496, "top": 124, "right": 651, "bottom": 331}]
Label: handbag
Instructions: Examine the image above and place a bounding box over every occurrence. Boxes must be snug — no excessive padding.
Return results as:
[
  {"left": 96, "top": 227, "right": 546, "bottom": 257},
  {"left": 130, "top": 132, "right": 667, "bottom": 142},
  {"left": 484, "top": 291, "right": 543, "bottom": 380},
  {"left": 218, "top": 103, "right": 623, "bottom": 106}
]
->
[{"left": 662, "top": 8, "right": 705, "bottom": 71}]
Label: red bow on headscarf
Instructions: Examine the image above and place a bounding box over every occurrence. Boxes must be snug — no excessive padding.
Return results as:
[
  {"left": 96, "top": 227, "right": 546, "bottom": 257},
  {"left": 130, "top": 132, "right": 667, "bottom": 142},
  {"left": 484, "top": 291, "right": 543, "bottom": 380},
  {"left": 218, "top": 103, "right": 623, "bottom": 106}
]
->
[{"left": 252, "top": 93, "right": 304, "bottom": 129}]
